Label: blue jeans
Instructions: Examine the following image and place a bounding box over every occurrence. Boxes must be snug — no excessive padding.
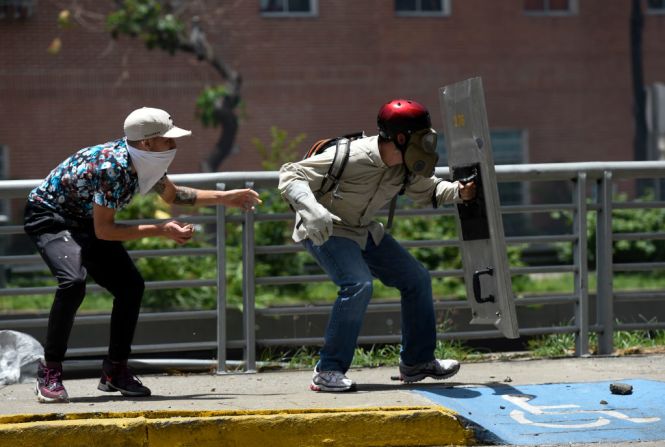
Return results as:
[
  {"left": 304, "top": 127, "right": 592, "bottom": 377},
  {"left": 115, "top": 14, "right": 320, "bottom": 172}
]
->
[{"left": 303, "top": 234, "right": 437, "bottom": 373}]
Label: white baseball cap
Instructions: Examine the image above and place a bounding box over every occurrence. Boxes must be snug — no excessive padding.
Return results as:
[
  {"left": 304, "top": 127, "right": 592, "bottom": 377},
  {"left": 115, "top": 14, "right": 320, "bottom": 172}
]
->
[{"left": 124, "top": 107, "right": 192, "bottom": 141}]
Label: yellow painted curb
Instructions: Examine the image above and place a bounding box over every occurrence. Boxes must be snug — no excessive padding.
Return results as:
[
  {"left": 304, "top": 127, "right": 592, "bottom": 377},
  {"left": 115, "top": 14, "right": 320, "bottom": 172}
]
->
[{"left": 0, "top": 406, "right": 476, "bottom": 447}]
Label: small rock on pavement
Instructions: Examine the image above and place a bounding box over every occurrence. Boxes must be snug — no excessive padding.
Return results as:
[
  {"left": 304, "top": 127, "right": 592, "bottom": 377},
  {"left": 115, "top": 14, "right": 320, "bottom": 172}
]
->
[{"left": 610, "top": 382, "right": 633, "bottom": 395}]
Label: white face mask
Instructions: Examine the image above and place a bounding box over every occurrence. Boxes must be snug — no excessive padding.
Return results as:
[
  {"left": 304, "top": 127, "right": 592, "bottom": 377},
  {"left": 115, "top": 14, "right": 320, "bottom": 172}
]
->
[{"left": 126, "top": 141, "right": 178, "bottom": 194}]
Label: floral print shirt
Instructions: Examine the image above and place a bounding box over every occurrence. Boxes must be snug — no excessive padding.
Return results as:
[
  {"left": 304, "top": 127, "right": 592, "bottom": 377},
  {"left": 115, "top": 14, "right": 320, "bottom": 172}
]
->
[{"left": 28, "top": 138, "right": 139, "bottom": 219}]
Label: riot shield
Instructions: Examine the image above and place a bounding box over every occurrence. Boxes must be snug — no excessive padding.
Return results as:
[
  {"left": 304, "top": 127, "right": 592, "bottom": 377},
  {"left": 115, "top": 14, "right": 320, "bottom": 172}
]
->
[{"left": 439, "top": 77, "right": 519, "bottom": 339}]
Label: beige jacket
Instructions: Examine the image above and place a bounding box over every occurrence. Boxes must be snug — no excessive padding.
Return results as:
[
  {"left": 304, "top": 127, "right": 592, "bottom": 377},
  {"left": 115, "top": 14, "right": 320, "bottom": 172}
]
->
[{"left": 278, "top": 135, "right": 460, "bottom": 249}]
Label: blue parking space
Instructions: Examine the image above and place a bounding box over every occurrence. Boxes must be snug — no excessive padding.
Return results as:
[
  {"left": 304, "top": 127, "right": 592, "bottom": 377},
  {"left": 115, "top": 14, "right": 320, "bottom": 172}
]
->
[{"left": 416, "top": 379, "right": 665, "bottom": 445}]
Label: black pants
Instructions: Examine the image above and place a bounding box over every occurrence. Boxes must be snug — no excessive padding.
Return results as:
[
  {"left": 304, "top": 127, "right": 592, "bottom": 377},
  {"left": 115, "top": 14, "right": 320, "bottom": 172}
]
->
[{"left": 24, "top": 204, "right": 145, "bottom": 363}]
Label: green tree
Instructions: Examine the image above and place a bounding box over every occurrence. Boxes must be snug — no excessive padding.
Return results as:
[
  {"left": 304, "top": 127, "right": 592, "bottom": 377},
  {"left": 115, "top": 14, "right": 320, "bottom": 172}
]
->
[
  {"left": 56, "top": 0, "right": 239, "bottom": 130},
  {"left": 50, "top": 1, "right": 254, "bottom": 309}
]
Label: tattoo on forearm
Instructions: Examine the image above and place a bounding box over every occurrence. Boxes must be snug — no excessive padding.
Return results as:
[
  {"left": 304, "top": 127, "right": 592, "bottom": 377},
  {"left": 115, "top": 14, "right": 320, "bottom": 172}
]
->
[
  {"left": 152, "top": 176, "right": 168, "bottom": 194},
  {"left": 174, "top": 186, "right": 197, "bottom": 205}
]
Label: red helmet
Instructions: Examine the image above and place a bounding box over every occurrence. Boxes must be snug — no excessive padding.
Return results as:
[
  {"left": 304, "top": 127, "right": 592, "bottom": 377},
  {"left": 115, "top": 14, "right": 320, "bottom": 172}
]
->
[{"left": 377, "top": 99, "right": 432, "bottom": 141}]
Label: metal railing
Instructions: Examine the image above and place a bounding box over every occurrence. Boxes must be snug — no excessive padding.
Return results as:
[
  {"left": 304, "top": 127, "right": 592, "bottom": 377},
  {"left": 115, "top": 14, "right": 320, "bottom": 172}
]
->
[{"left": 1, "top": 161, "right": 665, "bottom": 372}]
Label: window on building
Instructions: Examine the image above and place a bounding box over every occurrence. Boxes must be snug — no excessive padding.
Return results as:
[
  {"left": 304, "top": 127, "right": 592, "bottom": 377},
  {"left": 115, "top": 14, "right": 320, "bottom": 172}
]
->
[
  {"left": 523, "top": 0, "right": 578, "bottom": 15},
  {"left": 0, "top": 0, "right": 37, "bottom": 20},
  {"left": 647, "top": 0, "right": 665, "bottom": 14},
  {"left": 260, "top": 0, "right": 318, "bottom": 17},
  {"left": 395, "top": 0, "right": 451, "bottom": 17}
]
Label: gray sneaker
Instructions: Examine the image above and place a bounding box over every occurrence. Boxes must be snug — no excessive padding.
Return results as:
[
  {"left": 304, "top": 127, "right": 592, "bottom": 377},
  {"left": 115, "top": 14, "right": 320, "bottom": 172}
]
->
[
  {"left": 310, "top": 369, "right": 357, "bottom": 392},
  {"left": 399, "top": 359, "right": 460, "bottom": 383}
]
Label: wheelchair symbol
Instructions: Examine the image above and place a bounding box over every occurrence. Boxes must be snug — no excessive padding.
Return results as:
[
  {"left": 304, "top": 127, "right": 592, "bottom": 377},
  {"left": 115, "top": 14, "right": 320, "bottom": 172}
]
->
[{"left": 503, "top": 394, "right": 661, "bottom": 429}]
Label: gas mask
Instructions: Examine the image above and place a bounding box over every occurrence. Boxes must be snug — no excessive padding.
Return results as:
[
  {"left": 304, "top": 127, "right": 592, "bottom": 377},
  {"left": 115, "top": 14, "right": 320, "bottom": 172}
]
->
[{"left": 402, "top": 128, "right": 439, "bottom": 177}]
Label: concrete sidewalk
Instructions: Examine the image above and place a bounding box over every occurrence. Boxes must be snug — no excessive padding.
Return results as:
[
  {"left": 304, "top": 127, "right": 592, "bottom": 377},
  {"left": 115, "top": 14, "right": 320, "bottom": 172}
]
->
[{"left": 1, "top": 353, "right": 664, "bottom": 446}]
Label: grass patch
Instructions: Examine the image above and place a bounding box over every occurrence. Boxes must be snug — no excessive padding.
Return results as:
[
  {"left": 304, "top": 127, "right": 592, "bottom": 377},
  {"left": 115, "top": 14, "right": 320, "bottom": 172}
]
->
[
  {"left": 515, "top": 271, "right": 665, "bottom": 297},
  {"left": 528, "top": 328, "right": 665, "bottom": 357},
  {"left": 261, "top": 329, "right": 665, "bottom": 370},
  {"left": 0, "top": 292, "right": 113, "bottom": 313},
  {"left": 260, "top": 339, "right": 482, "bottom": 370}
]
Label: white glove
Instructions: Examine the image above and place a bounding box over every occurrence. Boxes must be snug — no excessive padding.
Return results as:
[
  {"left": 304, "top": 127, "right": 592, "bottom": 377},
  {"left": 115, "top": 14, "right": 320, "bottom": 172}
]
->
[{"left": 283, "top": 182, "right": 339, "bottom": 245}]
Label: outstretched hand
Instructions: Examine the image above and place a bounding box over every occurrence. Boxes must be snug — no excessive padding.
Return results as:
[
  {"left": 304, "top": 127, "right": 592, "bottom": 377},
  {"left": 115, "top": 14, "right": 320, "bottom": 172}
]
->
[
  {"left": 222, "top": 188, "right": 263, "bottom": 211},
  {"left": 458, "top": 180, "right": 477, "bottom": 201},
  {"left": 159, "top": 220, "right": 195, "bottom": 244}
]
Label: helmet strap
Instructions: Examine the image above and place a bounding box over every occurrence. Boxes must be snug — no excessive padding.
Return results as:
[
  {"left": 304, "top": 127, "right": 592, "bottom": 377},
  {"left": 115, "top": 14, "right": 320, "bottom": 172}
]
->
[
  {"left": 399, "top": 169, "right": 409, "bottom": 195},
  {"left": 399, "top": 149, "right": 411, "bottom": 194},
  {"left": 393, "top": 132, "right": 411, "bottom": 182}
]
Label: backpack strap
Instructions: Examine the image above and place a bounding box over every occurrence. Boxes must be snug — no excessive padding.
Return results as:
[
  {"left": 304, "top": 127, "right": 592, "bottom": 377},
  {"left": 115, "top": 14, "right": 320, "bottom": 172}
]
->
[
  {"left": 293, "top": 132, "right": 363, "bottom": 229},
  {"left": 316, "top": 137, "right": 351, "bottom": 198},
  {"left": 385, "top": 171, "right": 410, "bottom": 231},
  {"left": 305, "top": 138, "right": 334, "bottom": 159},
  {"left": 386, "top": 195, "right": 399, "bottom": 230},
  {"left": 305, "top": 132, "right": 364, "bottom": 160}
]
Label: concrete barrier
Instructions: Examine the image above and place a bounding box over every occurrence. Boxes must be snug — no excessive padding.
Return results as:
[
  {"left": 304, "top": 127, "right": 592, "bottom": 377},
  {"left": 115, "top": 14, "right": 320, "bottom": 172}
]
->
[{"left": 0, "top": 406, "right": 475, "bottom": 447}]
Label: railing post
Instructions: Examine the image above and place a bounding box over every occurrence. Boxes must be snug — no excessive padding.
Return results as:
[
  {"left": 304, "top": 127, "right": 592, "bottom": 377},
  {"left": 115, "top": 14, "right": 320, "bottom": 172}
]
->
[
  {"left": 573, "top": 172, "right": 589, "bottom": 356},
  {"left": 596, "top": 171, "right": 614, "bottom": 354},
  {"left": 215, "top": 183, "right": 227, "bottom": 374},
  {"left": 242, "top": 181, "right": 257, "bottom": 372}
]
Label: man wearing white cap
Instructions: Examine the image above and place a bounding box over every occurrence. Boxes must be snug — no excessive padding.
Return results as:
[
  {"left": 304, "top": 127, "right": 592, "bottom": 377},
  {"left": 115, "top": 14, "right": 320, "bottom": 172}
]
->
[{"left": 24, "top": 107, "right": 261, "bottom": 403}]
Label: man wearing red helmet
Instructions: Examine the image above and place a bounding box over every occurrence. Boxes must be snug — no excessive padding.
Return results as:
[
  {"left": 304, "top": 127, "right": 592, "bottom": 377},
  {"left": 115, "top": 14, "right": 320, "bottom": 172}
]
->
[{"left": 279, "top": 99, "right": 476, "bottom": 392}]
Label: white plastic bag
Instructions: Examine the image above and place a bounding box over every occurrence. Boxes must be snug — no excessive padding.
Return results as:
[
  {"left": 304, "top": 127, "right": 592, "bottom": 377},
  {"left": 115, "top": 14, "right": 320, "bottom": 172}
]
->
[{"left": 0, "top": 330, "right": 44, "bottom": 387}]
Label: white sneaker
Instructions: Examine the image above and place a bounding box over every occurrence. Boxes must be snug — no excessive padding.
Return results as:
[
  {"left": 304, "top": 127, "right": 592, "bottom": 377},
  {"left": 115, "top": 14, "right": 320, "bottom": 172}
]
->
[
  {"left": 310, "top": 369, "right": 356, "bottom": 392},
  {"left": 398, "top": 359, "right": 460, "bottom": 383}
]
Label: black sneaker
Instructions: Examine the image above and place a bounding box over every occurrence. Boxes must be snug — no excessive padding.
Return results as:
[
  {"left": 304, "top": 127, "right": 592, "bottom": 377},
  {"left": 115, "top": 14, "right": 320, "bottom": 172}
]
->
[{"left": 97, "top": 359, "right": 151, "bottom": 397}]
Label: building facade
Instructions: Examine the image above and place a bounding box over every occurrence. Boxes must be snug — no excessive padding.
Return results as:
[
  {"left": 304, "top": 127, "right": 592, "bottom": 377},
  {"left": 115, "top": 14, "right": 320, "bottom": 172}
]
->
[{"left": 1, "top": 0, "right": 665, "bottom": 188}]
